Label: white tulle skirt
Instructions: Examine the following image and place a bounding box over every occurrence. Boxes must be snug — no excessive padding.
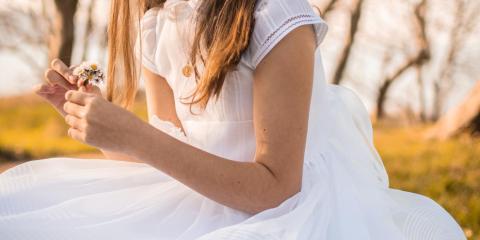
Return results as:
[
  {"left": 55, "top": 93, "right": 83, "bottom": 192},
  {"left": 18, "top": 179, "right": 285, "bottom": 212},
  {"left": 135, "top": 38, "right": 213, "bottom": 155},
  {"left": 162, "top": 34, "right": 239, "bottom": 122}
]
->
[{"left": 0, "top": 86, "right": 466, "bottom": 240}]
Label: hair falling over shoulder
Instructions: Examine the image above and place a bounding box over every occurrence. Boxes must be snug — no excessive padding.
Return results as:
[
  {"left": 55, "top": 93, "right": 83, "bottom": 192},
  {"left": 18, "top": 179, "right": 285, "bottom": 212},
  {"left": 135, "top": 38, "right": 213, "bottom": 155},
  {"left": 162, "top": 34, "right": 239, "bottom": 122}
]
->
[{"left": 107, "top": 0, "right": 256, "bottom": 110}]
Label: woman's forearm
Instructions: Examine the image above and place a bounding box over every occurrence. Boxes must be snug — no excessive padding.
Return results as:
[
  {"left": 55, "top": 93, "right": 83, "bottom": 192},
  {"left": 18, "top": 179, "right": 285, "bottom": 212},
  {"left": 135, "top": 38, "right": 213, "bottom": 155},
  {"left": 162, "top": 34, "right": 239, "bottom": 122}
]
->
[
  {"left": 129, "top": 124, "right": 299, "bottom": 214},
  {"left": 101, "top": 149, "right": 144, "bottom": 163}
]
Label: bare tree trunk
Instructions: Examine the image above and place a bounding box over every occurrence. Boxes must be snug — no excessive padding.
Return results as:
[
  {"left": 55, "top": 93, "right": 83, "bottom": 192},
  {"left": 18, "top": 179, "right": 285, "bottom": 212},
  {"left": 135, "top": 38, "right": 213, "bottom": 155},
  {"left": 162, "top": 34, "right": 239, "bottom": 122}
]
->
[
  {"left": 413, "top": 0, "right": 430, "bottom": 122},
  {"left": 375, "top": 0, "right": 430, "bottom": 120},
  {"left": 431, "top": 0, "right": 480, "bottom": 121},
  {"left": 431, "top": 81, "right": 442, "bottom": 121},
  {"left": 416, "top": 66, "right": 427, "bottom": 122},
  {"left": 431, "top": 1, "right": 463, "bottom": 121},
  {"left": 427, "top": 80, "right": 480, "bottom": 139},
  {"left": 82, "top": 0, "right": 95, "bottom": 62},
  {"left": 375, "top": 80, "right": 392, "bottom": 119},
  {"left": 48, "top": 0, "right": 78, "bottom": 66},
  {"left": 472, "top": 112, "right": 480, "bottom": 135},
  {"left": 332, "top": 0, "right": 364, "bottom": 85},
  {"left": 376, "top": 56, "right": 422, "bottom": 119}
]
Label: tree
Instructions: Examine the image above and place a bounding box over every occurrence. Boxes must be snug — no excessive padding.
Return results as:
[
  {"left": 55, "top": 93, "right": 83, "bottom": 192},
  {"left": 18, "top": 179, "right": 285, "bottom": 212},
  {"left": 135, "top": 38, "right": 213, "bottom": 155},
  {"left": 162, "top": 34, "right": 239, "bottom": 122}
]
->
[
  {"left": 375, "top": 0, "right": 430, "bottom": 120},
  {"left": 0, "top": 3, "right": 49, "bottom": 73},
  {"left": 81, "top": 0, "right": 95, "bottom": 61},
  {"left": 0, "top": 0, "right": 80, "bottom": 72},
  {"left": 427, "top": 80, "right": 480, "bottom": 139},
  {"left": 430, "top": 0, "right": 480, "bottom": 121},
  {"left": 331, "top": 0, "right": 365, "bottom": 85},
  {"left": 49, "top": 0, "right": 79, "bottom": 66}
]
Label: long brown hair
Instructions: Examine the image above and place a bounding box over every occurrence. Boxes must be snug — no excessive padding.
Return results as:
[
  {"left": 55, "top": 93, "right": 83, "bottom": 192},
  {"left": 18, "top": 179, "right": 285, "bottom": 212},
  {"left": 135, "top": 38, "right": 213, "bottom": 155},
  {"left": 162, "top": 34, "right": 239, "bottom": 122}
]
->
[{"left": 107, "top": 0, "right": 256, "bottom": 109}]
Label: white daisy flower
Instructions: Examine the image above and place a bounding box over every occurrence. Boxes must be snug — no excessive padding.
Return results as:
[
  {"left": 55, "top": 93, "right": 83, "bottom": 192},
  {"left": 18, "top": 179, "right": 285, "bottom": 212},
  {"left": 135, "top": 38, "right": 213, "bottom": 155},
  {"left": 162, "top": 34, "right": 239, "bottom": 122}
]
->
[{"left": 73, "top": 61, "right": 105, "bottom": 87}]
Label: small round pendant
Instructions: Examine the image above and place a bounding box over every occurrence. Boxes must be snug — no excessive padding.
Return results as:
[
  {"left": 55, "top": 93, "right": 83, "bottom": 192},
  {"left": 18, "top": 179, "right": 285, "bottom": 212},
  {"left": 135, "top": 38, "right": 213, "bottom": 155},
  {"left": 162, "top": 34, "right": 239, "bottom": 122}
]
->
[{"left": 182, "top": 65, "right": 193, "bottom": 77}]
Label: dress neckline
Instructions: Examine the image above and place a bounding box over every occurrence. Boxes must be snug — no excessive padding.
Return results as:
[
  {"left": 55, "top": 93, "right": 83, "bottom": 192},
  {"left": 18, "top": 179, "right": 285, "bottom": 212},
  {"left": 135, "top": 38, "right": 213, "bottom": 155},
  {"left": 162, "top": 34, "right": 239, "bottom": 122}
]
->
[
  {"left": 156, "top": 0, "right": 199, "bottom": 20},
  {"left": 164, "top": 0, "right": 199, "bottom": 9}
]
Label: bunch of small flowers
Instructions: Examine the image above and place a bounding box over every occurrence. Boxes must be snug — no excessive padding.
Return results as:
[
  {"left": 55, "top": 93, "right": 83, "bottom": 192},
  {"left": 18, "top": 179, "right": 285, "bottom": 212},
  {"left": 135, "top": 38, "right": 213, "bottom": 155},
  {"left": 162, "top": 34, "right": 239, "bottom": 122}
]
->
[{"left": 73, "top": 62, "right": 105, "bottom": 87}]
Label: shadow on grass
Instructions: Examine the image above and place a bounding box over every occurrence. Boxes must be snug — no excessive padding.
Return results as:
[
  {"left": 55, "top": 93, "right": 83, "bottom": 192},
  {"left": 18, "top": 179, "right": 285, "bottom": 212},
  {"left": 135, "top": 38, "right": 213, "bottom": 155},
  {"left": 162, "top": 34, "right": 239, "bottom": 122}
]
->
[{"left": 0, "top": 146, "right": 32, "bottom": 162}]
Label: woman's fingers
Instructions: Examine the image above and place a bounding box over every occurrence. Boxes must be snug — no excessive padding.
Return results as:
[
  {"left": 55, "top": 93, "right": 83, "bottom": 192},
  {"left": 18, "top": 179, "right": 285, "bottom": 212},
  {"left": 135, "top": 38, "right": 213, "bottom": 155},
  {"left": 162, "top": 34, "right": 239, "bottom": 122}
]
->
[
  {"left": 65, "top": 90, "right": 93, "bottom": 106},
  {"left": 68, "top": 127, "right": 85, "bottom": 142},
  {"left": 65, "top": 114, "right": 85, "bottom": 130},
  {"left": 84, "top": 84, "right": 102, "bottom": 96},
  {"left": 63, "top": 101, "right": 86, "bottom": 118},
  {"left": 44, "top": 69, "right": 76, "bottom": 90},
  {"left": 51, "top": 59, "right": 77, "bottom": 85},
  {"left": 34, "top": 83, "right": 55, "bottom": 95},
  {"left": 69, "top": 65, "right": 79, "bottom": 83}
]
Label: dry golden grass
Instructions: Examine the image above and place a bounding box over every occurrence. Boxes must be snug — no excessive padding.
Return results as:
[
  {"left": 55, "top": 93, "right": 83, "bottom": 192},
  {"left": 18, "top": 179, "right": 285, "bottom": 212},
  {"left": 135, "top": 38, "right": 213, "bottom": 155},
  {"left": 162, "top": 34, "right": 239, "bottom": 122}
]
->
[
  {"left": 0, "top": 94, "right": 478, "bottom": 238},
  {"left": 374, "top": 123, "right": 479, "bottom": 239},
  {"left": 0, "top": 93, "right": 147, "bottom": 160}
]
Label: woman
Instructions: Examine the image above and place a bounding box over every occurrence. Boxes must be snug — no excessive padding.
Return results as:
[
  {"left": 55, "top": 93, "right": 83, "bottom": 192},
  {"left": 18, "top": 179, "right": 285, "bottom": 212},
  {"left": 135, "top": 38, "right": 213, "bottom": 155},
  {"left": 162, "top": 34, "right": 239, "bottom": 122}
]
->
[{"left": 0, "top": 0, "right": 465, "bottom": 239}]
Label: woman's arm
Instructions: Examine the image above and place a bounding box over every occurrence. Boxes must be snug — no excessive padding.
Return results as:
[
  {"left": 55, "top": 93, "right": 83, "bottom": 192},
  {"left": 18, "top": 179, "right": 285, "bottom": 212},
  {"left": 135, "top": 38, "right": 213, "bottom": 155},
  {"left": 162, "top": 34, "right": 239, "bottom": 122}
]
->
[
  {"left": 129, "top": 25, "right": 316, "bottom": 213},
  {"left": 101, "top": 67, "right": 183, "bottom": 162},
  {"left": 64, "top": 25, "right": 316, "bottom": 214}
]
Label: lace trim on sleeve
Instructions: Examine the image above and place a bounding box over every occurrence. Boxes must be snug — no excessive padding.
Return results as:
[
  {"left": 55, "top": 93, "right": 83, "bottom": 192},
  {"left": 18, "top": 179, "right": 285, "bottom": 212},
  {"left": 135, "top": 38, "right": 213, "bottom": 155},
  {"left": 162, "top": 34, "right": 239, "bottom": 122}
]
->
[{"left": 252, "top": 14, "right": 326, "bottom": 67}]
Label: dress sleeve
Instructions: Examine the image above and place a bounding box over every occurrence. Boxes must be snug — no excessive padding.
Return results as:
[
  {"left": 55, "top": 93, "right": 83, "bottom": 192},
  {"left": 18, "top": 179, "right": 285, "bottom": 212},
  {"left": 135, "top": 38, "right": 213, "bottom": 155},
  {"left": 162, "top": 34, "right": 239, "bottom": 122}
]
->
[
  {"left": 245, "top": 0, "right": 329, "bottom": 69},
  {"left": 134, "top": 8, "right": 163, "bottom": 75}
]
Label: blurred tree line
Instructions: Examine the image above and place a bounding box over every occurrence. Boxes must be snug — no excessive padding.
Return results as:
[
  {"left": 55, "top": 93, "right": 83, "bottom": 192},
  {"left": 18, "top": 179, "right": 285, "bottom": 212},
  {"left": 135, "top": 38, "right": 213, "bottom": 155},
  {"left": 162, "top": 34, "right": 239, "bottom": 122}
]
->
[
  {"left": 0, "top": 0, "right": 107, "bottom": 69},
  {"left": 314, "top": 0, "right": 480, "bottom": 138},
  {"left": 0, "top": 0, "right": 479, "bottom": 138}
]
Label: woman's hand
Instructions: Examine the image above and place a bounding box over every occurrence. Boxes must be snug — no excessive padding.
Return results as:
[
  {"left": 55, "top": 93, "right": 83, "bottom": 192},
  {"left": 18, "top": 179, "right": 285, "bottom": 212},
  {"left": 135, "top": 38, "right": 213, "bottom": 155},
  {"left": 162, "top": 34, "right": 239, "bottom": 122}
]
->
[
  {"left": 35, "top": 59, "right": 101, "bottom": 116},
  {"left": 63, "top": 90, "right": 147, "bottom": 154}
]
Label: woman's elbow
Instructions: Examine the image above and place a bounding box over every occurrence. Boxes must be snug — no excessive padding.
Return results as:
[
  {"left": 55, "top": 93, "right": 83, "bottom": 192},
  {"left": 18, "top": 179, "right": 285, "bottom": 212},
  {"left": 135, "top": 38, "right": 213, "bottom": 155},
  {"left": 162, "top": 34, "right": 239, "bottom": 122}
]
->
[{"left": 246, "top": 181, "right": 302, "bottom": 214}]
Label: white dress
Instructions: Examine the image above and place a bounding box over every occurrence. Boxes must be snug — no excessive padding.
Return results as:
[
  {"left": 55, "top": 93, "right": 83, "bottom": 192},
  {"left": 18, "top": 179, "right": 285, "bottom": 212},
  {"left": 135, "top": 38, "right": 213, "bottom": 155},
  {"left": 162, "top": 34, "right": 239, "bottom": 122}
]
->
[{"left": 0, "top": 0, "right": 466, "bottom": 239}]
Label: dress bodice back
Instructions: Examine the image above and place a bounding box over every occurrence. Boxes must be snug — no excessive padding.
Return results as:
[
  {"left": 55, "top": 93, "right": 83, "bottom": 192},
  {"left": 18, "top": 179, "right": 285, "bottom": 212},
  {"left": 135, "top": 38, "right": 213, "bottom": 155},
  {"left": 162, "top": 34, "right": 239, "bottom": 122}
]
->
[{"left": 136, "top": 0, "right": 330, "bottom": 163}]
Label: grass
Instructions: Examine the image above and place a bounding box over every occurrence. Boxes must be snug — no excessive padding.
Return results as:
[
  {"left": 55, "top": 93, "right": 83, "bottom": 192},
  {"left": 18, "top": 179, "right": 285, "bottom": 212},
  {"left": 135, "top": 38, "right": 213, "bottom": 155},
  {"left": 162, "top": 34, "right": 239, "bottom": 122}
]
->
[
  {"left": 374, "top": 123, "right": 480, "bottom": 239},
  {"left": 0, "top": 94, "right": 147, "bottom": 160},
  {"left": 0, "top": 95, "right": 93, "bottom": 159},
  {"left": 0, "top": 94, "right": 478, "bottom": 239}
]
